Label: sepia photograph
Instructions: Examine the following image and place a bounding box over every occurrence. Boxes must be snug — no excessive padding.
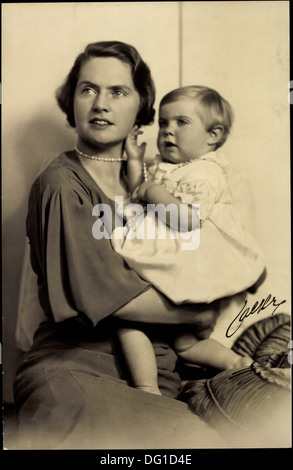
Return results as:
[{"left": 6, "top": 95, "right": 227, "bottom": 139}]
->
[{"left": 2, "top": 1, "right": 291, "bottom": 452}]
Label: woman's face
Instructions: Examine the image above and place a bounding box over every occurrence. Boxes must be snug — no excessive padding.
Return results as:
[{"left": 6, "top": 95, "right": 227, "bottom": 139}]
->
[{"left": 74, "top": 57, "right": 141, "bottom": 151}]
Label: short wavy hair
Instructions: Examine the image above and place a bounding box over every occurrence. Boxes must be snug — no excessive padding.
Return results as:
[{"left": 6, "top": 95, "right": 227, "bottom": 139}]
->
[
  {"left": 160, "top": 85, "right": 234, "bottom": 148},
  {"left": 56, "top": 41, "right": 156, "bottom": 128}
]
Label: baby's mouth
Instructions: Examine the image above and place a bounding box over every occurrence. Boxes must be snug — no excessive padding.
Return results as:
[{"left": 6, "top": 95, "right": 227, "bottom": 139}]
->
[{"left": 165, "top": 141, "right": 177, "bottom": 148}]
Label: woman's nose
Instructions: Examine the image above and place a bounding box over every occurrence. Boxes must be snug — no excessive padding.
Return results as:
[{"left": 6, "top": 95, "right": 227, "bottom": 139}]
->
[{"left": 93, "top": 93, "right": 110, "bottom": 112}]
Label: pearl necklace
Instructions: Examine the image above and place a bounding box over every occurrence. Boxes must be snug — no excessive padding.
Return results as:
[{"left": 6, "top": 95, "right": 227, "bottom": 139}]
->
[{"left": 75, "top": 145, "right": 127, "bottom": 162}]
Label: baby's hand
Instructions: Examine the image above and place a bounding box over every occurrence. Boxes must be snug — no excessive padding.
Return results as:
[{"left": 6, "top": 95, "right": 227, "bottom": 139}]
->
[{"left": 125, "top": 125, "right": 147, "bottom": 161}]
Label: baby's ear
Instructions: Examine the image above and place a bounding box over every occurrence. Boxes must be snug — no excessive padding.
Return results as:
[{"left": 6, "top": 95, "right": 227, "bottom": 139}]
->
[{"left": 207, "top": 126, "right": 224, "bottom": 146}]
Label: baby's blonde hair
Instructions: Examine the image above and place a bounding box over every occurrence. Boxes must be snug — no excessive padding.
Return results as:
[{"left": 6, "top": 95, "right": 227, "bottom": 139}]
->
[{"left": 160, "top": 85, "right": 234, "bottom": 148}]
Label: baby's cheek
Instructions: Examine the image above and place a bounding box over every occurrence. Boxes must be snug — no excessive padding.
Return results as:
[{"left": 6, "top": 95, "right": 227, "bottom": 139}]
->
[{"left": 157, "top": 137, "right": 164, "bottom": 154}]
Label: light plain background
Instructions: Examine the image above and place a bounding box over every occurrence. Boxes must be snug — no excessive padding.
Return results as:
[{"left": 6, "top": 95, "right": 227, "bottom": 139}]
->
[{"left": 2, "top": 1, "right": 290, "bottom": 404}]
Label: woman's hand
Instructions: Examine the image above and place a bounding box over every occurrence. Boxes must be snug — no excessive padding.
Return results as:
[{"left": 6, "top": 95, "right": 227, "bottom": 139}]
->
[{"left": 125, "top": 125, "right": 147, "bottom": 161}]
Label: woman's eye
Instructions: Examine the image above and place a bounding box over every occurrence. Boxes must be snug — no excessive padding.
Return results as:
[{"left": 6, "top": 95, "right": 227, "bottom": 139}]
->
[
  {"left": 177, "top": 119, "right": 188, "bottom": 126},
  {"left": 158, "top": 120, "right": 167, "bottom": 128},
  {"left": 113, "top": 90, "right": 126, "bottom": 97},
  {"left": 82, "top": 87, "right": 96, "bottom": 95}
]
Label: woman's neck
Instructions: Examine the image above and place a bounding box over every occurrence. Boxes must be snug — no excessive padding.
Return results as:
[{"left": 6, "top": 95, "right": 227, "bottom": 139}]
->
[
  {"left": 75, "top": 139, "right": 128, "bottom": 200},
  {"left": 76, "top": 138, "right": 124, "bottom": 160}
]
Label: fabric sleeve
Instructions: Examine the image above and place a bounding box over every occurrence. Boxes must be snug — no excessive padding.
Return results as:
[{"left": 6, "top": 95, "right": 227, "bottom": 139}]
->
[
  {"left": 172, "top": 180, "right": 217, "bottom": 220},
  {"left": 26, "top": 168, "right": 150, "bottom": 326},
  {"left": 170, "top": 162, "right": 225, "bottom": 220},
  {"left": 146, "top": 161, "right": 160, "bottom": 182}
]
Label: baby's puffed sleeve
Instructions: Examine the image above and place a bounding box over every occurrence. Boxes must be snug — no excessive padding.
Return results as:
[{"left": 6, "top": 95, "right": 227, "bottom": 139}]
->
[
  {"left": 26, "top": 168, "right": 149, "bottom": 326},
  {"left": 172, "top": 162, "right": 224, "bottom": 220}
]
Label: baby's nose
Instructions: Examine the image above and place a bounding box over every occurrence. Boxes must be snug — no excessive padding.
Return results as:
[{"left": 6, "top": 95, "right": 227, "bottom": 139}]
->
[{"left": 163, "top": 128, "right": 175, "bottom": 137}]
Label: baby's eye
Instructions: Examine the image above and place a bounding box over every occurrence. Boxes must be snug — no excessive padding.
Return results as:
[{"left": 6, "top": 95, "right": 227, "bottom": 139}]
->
[
  {"left": 158, "top": 120, "right": 167, "bottom": 128},
  {"left": 177, "top": 119, "right": 189, "bottom": 126}
]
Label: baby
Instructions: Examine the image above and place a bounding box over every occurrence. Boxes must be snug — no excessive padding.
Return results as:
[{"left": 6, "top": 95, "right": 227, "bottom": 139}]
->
[{"left": 112, "top": 85, "right": 266, "bottom": 394}]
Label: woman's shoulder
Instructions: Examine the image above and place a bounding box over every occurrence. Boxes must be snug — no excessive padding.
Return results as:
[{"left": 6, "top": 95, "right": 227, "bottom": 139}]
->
[{"left": 33, "top": 151, "right": 84, "bottom": 193}]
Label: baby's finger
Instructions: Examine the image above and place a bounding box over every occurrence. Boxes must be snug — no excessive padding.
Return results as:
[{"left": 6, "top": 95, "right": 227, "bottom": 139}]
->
[
  {"left": 132, "top": 125, "right": 143, "bottom": 134},
  {"left": 132, "top": 130, "right": 144, "bottom": 138}
]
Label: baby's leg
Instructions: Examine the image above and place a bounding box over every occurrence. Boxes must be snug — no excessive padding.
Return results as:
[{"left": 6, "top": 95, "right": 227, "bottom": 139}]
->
[
  {"left": 174, "top": 333, "right": 252, "bottom": 370},
  {"left": 117, "top": 327, "right": 162, "bottom": 395}
]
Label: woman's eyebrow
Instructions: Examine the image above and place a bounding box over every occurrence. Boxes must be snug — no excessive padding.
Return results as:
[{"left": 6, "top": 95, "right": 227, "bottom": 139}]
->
[
  {"left": 77, "top": 80, "right": 97, "bottom": 88},
  {"left": 109, "top": 85, "right": 132, "bottom": 92}
]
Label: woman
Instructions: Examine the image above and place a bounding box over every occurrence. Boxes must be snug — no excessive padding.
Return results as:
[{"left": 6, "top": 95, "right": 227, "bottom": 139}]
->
[{"left": 13, "top": 41, "right": 221, "bottom": 450}]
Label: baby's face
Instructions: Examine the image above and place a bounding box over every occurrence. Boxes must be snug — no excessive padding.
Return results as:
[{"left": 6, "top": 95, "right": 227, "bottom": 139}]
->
[{"left": 157, "top": 98, "right": 211, "bottom": 163}]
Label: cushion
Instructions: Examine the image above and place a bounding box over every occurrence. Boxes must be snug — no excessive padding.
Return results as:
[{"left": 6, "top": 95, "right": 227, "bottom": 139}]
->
[{"left": 179, "top": 313, "right": 291, "bottom": 447}]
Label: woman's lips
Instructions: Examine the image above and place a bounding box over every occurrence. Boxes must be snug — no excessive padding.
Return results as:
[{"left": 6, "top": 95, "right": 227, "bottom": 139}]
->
[{"left": 89, "top": 118, "right": 113, "bottom": 127}]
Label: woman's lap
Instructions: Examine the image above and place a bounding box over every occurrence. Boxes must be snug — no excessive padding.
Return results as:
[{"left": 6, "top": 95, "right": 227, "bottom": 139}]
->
[
  {"left": 15, "top": 366, "right": 225, "bottom": 449},
  {"left": 14, "top": 319, "right": 224, "bottom": 449}
]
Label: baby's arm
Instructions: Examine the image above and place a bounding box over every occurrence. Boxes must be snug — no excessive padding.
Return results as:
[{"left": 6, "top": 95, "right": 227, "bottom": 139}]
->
[
  {"left": 125, "top": 127, "right": 199, "bottom": 231},
  {"left": 136, "top": 182, "right": 200, "bottom": 232},
  {"left": 125, "top": 126, "right": 147, "bottom": 193},
  {"left": 117, "top": 326, "right": 162, "bottom": 395}
]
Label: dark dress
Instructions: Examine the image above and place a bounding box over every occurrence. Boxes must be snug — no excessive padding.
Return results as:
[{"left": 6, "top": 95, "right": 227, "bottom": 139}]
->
[
  {"left": 26, "top": 151, "right": 151, "bottom": 324},
  {"left": 13, "top": 151, "right": 224, "bottom": 449}
]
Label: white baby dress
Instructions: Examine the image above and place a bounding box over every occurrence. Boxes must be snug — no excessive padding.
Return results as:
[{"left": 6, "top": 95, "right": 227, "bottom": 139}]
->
[{"left": 112, "top": 151, "right": 265, "bottom": 304}]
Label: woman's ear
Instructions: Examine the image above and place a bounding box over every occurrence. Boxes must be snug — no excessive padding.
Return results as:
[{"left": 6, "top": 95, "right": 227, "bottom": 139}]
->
[{"left": 207, "top": 126, "right": 224, "bottom": 146}]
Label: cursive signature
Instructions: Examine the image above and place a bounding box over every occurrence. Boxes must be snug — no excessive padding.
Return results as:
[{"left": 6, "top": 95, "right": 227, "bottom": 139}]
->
[{"left": 226, "top": 294, "right": 286, "bottom": 338}]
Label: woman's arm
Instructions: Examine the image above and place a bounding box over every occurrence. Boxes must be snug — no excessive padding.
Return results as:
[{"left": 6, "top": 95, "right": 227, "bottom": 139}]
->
[
  {"left": 113, "top": 287, "right": 219, "bottom": 336},
  {"left": 27, "top": 167, "right": 154, "bottom": 327}
]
